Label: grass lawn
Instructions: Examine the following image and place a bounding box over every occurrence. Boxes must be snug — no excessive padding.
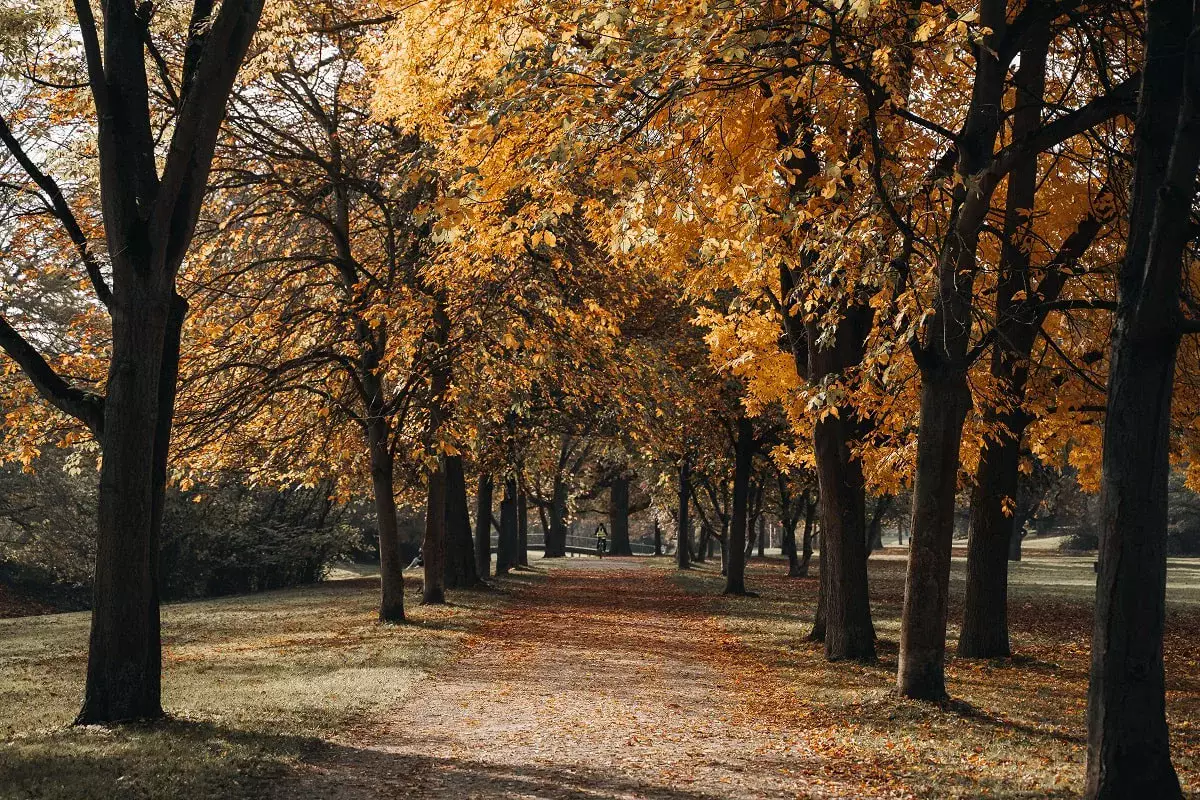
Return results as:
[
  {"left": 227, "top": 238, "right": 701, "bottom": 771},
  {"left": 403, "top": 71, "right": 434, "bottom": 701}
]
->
[
  {"left": 0, "top": 570, "right": 515, "bottom": 800},
  {"left": 669, "top": 553, "right": 1200, "bottom": 798}
]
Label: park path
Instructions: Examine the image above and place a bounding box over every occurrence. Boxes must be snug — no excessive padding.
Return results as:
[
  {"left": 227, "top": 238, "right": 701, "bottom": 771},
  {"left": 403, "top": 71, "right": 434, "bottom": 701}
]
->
[{"left": 281, "top": 561, "right": 904, "bottom": 799}]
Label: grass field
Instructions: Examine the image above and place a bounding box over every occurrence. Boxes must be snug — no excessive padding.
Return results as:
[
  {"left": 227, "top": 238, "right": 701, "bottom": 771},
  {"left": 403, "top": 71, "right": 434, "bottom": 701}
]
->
[
  {"left": 0, "top": 555, "right": 1196, "bottom": 799},
  {"left": 671, "top": 553, "right": 1200, "bottom": 797},
  {"left": 0, "top": 570, "right": 514, "bottom": 800}
]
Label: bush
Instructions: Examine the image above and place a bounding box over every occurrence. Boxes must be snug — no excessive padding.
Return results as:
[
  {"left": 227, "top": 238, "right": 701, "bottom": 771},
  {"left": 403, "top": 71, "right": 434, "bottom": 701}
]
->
[
  {"left": 1, "top": 451, "right": 365, "bottom": 607},
  {"left": 159, "top": 481, "right": 360, "bottom": 600}
]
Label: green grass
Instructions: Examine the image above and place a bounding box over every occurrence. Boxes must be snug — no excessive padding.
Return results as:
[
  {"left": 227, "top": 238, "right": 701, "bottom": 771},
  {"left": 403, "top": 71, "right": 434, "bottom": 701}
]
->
[{"left": 0, "top": 571, "right": 511, "bottom": 800}]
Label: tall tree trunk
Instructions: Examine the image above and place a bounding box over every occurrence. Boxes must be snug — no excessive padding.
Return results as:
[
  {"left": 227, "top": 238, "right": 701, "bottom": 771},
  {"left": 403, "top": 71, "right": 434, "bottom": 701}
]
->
[
  {"left": 898, "top": 374, "right": 971, "bottom": 698},
  {"left": 544, "top": 478, "right": 568, "bottom": 558},
  {"left": 867, "top": 495, "right": 892, "bottom": 552},
  {"left": 695, "top": 525, "right": 709, "bottom": 563},
  {"left": 782, "top": 520, "right": 800, "bottom": 575},
  {"left": 78, "top": 291, "right": 178, "bottom": 723},
  {"left": 806, "top": 303, "right": 876, "bottom": 660},
  {"left": 959, "top": 20, "right": 1049, "bottom": 660},
  {"left": 1088, "top": 337, "right": 1183, "bottom": 798},
  {"left": 422, "top": 459, "right": 447, "bottom": 604},
  {"left": 725, "top": 416, "right": 753, "bottom": 595},
  {"left": 757, "top": 516, "right": 766, "bottom": 557},
  {"left": 654, "top": 519, "right": 662, "bottom": 556},
  {"left": 443, "top": 455, "right": 478, "bottom": 589},
  {"left": 474, "top": 474, "right": 493, "bottom": 579},
  {"left": 799, "top": 497, "right": 817, "bottom": 576},
  {"left": 677, "top": 458, "right": 691, "bottom": 569},
  {"left": 809, "top": 532, "right": 827, "bottom": 642},
  {"left": 898, "top": 0, "right": 1009, "bottom": 700},
  {"left": 1008, "top": 523, "right": 1024, "bottom": 561},
  {"left": 959, "top": 434, "right": 1021, "bottom": 658},
  {"left": 517, "top": 486, "right": 529, "bottom": 567},
  {"left": 496, "top": 477, "right": 518, "bottom": 575},
  {"left": 366, "top": 417, "right": 405, "bottom": 623},
  {"left": 608, "top": 474, "right": 633, "bottom": 555},
  {"left": 1085, "top": 1, "right": 1196, "bottom": 793}
]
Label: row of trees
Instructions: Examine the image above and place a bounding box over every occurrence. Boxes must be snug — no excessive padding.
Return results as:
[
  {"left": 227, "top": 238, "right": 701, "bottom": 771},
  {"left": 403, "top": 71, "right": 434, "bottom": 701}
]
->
[{"left": 1, "top": 0, "right": 1197, "bottom": 796}]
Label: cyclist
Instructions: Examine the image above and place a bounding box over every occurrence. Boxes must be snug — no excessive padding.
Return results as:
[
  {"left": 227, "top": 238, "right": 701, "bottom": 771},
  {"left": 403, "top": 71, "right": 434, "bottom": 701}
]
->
[{"left": 594, "top": 523, "right": 609, "bottom": 558}]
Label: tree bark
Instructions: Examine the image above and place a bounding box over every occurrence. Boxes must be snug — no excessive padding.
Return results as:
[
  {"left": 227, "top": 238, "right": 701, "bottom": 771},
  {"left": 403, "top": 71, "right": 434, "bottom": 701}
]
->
[
  {"left": 496, "top": 476, "right": 518, "bottom": 575},
  {"left": 608, "top": 474, "right": 633, "bottom": 555},
  {"left": 544, "top": 478, "right": 568, "bottom": 558},
  {"left": 443, "top": 455, "right": 478, "bottom": 589},
  {"left": 782, "top": 520, "right": 800, "bottom": 575},
  {"left": 474, "top": 474, "right": 493, "bottom": 579},
  {"left": 867, "top": 496, "right": 891, "bottom": 552},
  {"left": 959, "top": 436, "right": 1021, "bottom": 658},
  {"left": 422, "top": 459, "right": 447, "bottom": 604},
  {"left": 367, "top": 417, "right": 405, "bottom": 623},
  {"left": 1085, "top": 0, "right": 1196, "bottom": 793},
  {"left": 800, "top": 497, "right": 817, "bottom": 576},
  {"left": 677, "top": 458, "right": 691, "bottom": 569},
  {"left": 724, "top": 416, "right": 753, "bottom": 595},
  {"left": 813, "top": 409, "right": 876, "bottom": 660},
  {"left": 959, "top": 19, "right": 1049, "bottom": 660},
  {"left": 1008, "top": 524, "right": 1024, "bottom": 561},
  {"left": 898, "top": 374, "right": 971, "bottom": 698},
  {"left": 517, "top": 486, "right": 529, "bottom": 567},
  {"left": 809, "top": 533, "right": 827, "bottom": 642},
  {"left": 78, "top": 290, "right": 175, "bottom": 723}
]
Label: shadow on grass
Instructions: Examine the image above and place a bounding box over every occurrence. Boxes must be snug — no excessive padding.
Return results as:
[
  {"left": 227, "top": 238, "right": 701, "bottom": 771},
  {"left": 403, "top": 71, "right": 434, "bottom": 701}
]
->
[
  {"left": 941, "top": 698, "right": 1086, "bottom": 745},
  {"left": 0, "top": 716, "right": 728, "bottom": 800},
  {"left": 0, "top": 718, "right": 324, "bottom": 800}
]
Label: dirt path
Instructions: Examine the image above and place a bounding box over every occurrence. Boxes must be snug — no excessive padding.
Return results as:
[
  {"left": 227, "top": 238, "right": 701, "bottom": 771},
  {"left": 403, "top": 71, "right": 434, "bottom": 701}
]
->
[{"left": 280, "top": 562, "right": 902, "bottom": 799}]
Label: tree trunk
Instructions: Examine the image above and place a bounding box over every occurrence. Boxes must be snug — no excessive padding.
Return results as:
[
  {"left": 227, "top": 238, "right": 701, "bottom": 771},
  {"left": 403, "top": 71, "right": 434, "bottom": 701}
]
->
[
  {"left": 654, "top": 519, "right": 662, "bottom": 556},
  {"left": 496, "top": 477, "right": 518, "bottom": 575},
  {"left": 1087, "top": 334, "right": 1183, "bottom": 797},
  {"left": 959, "top": 19, "right": 1048, "bottom": 660},
  {"left": 867, "top": 495, "right": 891, "bottom": 552},
  {"left": 813, "top": 411, "right": 875, "bottom": 660},
  {"left": 1085, "top": 2, "right": 1195, "bottom": 791},
  {"left": 517, "top": 486, "right": 529, "bottom": 567},
  {"left": 474, "top": 474, "right": 493, "bottom": 579},
  {"left": 725, "top": 416, "right": 753, "bottom": 595},
  {"left": 1008, "top": 523, "right": 1024, "bottom": 561},
  {"left": 677, "top": 458, "right": 691, "bottom": 569},
  {"left": 898, "top": 374, "right": 971, "bottom": 698},
  {"left": 695, "top": 525, "right": 708, "bottom": 563},
  {"left": 809, "top": 533, "right": 826, "bottom": 642},
  {"left": 443, "top": 455, "right": 478, "bottom": 589},
  {"left": 757, "top": 516, "right": 766, "bottom": 557},
  {"left": 782, "top": 521, "right": 799, "bottom": 574},
  {"left": 544, "top": 478, "right": 568, "bottom": 558},
  {"left": 366, "top": 417, "right": 405, "bottom": 623},
  {"left": 422, "top": 459, "right": 447, "bottom": 604},
  {"left": 800, "top": 498, "right": 817, "bottom": 576},
  {"left": 959, "top": 433, "right": 1021, "bottom": 658},
  {"left": 608, "top": 474, "right": 633, "bottom": 555},
  {"left": 78, "top": 290, "right": 178, "bottom": 723}
]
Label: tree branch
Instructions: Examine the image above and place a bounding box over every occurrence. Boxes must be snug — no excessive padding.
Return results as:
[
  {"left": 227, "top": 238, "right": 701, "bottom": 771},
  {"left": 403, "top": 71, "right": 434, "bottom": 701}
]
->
[
  {"left": 0, "top": 316, "right": 104, "bottom": 436},
  {"left": 0, "top": 114, "right": 113, "bottom": 307}
]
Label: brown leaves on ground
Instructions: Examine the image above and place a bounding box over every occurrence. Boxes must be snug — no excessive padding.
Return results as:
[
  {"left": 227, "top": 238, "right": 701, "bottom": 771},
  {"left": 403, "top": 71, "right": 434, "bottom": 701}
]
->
[{"left": 280, "top": 557, "right": 1198, "bottom": 799}]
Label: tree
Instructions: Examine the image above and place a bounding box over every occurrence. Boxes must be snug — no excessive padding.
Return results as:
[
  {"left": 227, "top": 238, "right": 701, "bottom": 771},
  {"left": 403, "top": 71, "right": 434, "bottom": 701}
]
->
[
  {"left": 1085, "top": 0, "right": 1200, "bottom": 793},
  {"left": 0, "top": 0, "right": 264, "bottom": 723}
]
